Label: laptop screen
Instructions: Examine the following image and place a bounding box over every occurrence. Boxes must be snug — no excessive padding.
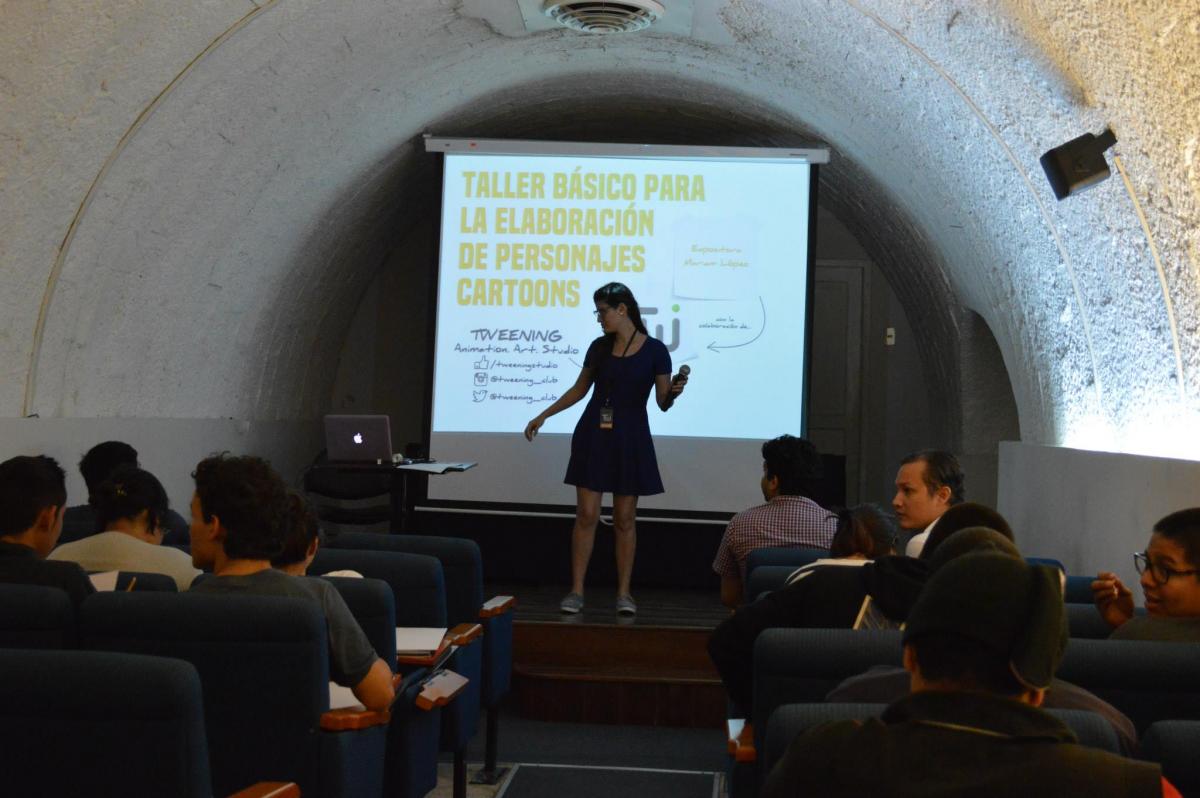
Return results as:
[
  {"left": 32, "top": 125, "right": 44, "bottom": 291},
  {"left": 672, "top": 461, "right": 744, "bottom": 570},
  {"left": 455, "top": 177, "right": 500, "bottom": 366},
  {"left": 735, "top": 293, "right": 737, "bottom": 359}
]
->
[{"left": 324, "top": 415, "right": 393, "bottom": 462}]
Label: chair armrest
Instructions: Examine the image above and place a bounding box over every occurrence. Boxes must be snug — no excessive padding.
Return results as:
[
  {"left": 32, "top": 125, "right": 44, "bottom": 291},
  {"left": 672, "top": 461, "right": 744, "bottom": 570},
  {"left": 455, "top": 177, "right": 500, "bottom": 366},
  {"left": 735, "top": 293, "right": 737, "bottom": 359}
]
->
[
  {"left": 228, "top": 782, "right": 301, "bottom": 798},
  {"left": 447, "top": 622, "right": 482, "bottom": 646},
  {"left": 727, "top": 719, "right": 756, "bottom": 763},
  {"left": 397, "top": 638, "right": 451, "bottom": 668},
  {"left": 480, "top": 595, "right": 516, "bottom": 618},
  {"left": 320, "top": 707, "right": 391, "bottom": 731},
  {"left": 415, "top": 669, "right": 469, "bottom": 711}
]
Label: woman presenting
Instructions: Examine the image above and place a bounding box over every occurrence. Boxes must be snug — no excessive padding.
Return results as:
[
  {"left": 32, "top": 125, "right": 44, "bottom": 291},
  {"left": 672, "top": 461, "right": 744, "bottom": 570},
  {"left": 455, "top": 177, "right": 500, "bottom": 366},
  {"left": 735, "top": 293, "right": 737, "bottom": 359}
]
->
[{"left": 525, "top": 282, "right": 687, "bottom": 615}]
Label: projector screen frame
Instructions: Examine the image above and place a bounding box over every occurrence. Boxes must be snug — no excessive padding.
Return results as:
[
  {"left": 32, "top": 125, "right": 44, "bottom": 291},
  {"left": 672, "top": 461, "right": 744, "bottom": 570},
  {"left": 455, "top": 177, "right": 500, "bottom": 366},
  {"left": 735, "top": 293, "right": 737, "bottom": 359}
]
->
[
  {"left": 414, "top": 136, "right": 827, "bottom": 522},
  {"left": 423, "top": 135, "right": 831, "bottom": 164}
]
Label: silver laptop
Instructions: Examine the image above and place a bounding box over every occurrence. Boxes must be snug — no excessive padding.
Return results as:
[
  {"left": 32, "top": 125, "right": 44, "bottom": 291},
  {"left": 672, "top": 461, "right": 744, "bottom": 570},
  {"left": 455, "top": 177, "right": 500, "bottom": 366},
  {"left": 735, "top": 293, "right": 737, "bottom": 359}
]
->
[{"left": 324, "top": 415, "right": 393, "bottom": 462}]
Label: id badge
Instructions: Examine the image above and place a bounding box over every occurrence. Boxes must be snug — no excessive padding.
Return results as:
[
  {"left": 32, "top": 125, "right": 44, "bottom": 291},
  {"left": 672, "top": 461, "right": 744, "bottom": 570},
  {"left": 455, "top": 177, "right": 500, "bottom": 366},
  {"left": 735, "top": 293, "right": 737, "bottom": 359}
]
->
[{"left": 599, "top": 404, "right": 614, "bottom": 430}]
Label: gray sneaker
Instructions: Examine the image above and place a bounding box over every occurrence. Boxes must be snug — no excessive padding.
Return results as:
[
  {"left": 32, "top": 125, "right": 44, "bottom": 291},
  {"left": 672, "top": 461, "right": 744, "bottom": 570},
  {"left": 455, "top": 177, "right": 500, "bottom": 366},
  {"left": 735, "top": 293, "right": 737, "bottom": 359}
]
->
[
  {"left": 560, "top": 592, "right": 584, "bottom": 614},
  {"left": 616, "top": 594, "right": 637, "bottom": 616}
]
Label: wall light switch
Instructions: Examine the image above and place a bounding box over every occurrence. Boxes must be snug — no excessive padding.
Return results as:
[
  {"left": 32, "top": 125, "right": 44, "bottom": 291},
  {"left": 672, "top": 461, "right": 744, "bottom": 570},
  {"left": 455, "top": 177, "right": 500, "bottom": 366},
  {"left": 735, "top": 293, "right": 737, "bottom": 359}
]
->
[{"left": 885, "top": 327, "right": 896, "bottom": 346}]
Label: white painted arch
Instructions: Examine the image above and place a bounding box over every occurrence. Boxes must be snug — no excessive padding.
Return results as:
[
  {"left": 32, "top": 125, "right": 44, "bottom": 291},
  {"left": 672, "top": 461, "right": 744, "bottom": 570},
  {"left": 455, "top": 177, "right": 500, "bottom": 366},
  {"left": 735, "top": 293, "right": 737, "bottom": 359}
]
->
[{"left": 1, "top": 0, "right": 1197, "bottom": 459}]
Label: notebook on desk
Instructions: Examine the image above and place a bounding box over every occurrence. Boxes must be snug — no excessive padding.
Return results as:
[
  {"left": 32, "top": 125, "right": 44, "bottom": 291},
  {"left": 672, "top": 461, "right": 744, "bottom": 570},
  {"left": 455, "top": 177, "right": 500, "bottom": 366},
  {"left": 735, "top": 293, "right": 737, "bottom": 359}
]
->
[{"left": 324, "top": 414, "right": 393, "bottom": 462}]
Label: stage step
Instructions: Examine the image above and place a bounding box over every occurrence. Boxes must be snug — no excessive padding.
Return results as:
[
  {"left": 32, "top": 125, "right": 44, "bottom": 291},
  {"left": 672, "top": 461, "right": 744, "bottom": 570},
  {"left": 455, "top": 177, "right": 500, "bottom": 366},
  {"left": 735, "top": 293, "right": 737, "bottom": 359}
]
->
[{"left": 512, "top": 620, "right": 726, "bottom": 728}]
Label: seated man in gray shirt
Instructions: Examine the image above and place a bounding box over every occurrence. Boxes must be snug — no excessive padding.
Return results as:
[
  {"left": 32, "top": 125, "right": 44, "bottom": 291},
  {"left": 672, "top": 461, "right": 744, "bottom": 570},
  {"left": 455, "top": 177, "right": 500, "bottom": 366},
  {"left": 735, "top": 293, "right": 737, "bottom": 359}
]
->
[{"left": 188, "top": 453, "right": 394, "bottom": 711}]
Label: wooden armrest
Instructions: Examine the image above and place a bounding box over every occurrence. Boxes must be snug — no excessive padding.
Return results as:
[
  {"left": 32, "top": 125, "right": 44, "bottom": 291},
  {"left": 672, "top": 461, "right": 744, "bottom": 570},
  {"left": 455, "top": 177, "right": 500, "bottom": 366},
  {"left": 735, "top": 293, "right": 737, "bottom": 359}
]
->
[
  {"left": 415, "top": 669, "right": 469, "bottom": 711},
  {"left": 320, "top": 706, "right": 391, "bottom": 731},
  {"left": 727, "top": 719, "right": 756, "bottom": 763},
  {"left": 228, "top": 782, "right": 300, "bottom": 798},
  {"left": 479, "top": 595, "right": 516, "bottom": 618},
  {"left": 446, "top": 622, "right": 482, "bottom": 646}
]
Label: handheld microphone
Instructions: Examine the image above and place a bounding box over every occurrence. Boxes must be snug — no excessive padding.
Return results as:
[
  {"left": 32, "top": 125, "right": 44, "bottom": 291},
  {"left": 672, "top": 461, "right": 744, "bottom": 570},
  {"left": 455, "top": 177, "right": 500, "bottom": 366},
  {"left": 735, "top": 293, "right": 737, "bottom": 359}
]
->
[{"left": 672, "top": 364, "right": 691, "bottom": 384}]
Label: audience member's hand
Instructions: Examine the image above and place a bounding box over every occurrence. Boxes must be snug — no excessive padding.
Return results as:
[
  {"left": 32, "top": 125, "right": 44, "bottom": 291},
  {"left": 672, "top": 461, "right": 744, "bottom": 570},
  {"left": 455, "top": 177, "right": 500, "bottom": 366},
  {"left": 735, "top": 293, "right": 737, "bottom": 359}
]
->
[{"left": 1091, "top": 571, "right": 1134, "bottom": 628}]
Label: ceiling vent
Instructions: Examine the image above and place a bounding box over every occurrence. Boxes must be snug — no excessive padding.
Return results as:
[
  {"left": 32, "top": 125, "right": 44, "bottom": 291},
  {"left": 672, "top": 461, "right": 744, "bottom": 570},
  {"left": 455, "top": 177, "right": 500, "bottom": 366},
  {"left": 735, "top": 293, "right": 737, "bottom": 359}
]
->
[{"left": 542, "top": 1, "right": 666, "bottom": 34}]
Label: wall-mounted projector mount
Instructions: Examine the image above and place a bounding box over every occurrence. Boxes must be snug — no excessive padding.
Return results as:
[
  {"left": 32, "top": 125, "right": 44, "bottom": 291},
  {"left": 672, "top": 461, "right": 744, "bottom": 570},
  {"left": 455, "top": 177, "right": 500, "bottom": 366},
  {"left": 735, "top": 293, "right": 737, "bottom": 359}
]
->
[{"left": 542, "top": 1, "right": 666, "bottom": 34}]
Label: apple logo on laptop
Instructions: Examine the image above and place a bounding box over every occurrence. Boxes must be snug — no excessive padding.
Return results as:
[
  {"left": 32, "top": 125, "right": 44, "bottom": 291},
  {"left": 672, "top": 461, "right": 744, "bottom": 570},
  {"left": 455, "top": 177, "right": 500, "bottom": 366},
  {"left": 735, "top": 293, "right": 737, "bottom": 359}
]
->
[{"left": 353, "top": 433, "right": 364, "bottom": 445}]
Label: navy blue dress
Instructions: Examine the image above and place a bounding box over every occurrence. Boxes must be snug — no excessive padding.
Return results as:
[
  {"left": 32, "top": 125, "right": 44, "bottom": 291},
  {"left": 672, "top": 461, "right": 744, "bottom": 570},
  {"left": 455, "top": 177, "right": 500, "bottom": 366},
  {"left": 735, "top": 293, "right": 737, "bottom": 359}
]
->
[{"left": 564, "top": 335, "right": 672, "bottom": 496}]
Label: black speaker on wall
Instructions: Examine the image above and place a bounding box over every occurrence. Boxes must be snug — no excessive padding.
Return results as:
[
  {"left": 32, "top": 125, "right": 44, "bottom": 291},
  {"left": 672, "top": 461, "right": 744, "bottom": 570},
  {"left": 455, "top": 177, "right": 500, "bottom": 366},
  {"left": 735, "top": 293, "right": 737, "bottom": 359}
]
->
[{"left": 1040, "top": 127, "right": 1118, "bottom": 200}]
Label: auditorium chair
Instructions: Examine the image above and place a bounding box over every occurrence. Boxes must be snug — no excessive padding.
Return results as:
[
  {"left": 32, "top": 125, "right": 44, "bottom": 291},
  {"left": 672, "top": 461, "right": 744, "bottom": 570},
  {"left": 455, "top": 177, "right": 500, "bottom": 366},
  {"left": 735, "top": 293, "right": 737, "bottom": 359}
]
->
[
  {"left": 1140, "top": 721, "right": 1200, "bottom": 796},
  {"left": 80, "top": 592, "right": 389, "bottom": 798},
  {"left": 0, "top": 648, "right": 298, "bottom": 797},
  {"left": 327, "top": 532, "right": 515, "bottom": 785},
  {"left": 114, "top": 570, "right": 178, "bottom": 592},
  {"left": 1064, "top": 574, "right": 1095, "bottom": 603},
  {"left": 761, "top": 703, "right": 1123, "bottom": 783},
  {"left": 310, "top": 547, "right": 478, "bottom": 798},
  {"left": 1065, "top": 603, "right": 1149, "bottom": 638},
  {"left": 321, "top": 575, "right": 444, "bottom": 798},
  {"left": 743, "top": 546, "right": 827, "bottom": 584},
  {"left": 1026, "top": 556, "right": 1067, "bottom": 572},
  {"left": 0, "top": 583, "right": 75, "bottom": 649},
  {"left": 745, "top": 565, "right": 797, "bottom": 602},
  {"left": 720, "top": 628, "right": 903, "bottom": 798},
  {"left": 751, "top": 628, "right": 901, "bottom": 746},
  {"left": 1057, "top": 638, "right": 1200, "bottom": 733}
]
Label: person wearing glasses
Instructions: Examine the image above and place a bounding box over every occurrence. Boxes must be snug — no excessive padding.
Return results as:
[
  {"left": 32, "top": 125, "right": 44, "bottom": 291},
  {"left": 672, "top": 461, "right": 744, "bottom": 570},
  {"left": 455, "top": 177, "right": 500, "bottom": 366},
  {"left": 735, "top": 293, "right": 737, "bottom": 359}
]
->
[
  {"left": 1092, "top": 508, "right": 1200, "bottom": 641},
  {"left": 524, "top": 282, "right": 686, "bottom": 616}
]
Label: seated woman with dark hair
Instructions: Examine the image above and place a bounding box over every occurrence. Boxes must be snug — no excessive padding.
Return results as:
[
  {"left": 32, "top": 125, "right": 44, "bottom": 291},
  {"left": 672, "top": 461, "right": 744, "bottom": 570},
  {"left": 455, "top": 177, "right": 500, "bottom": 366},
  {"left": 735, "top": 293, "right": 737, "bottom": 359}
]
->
[
  {"left": 49, "top": 465, "right": 200, "bottom": 590},
  {"left": 1093, "top": 508, "right": 1200, "bottom": 641},
  {"left": 784, "top": 504, "right": 897, "bottom": 585}
]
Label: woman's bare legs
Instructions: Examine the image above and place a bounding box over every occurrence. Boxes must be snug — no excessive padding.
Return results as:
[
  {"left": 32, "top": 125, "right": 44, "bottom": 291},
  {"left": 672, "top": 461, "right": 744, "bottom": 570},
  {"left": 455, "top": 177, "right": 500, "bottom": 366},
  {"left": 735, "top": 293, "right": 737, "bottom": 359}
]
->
[
  {"left": 570, "top": 486, "right": 602, "bottom": 595},
  {"left": 612, "top": 493, "right": 639, "bottom": 598}
]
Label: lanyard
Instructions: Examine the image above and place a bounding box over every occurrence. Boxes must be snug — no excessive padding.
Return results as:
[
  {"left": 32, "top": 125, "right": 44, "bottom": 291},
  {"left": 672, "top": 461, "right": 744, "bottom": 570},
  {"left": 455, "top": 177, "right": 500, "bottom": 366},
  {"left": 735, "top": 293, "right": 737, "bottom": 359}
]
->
[{"left": 605, "top": 333, "right": 637, "bottom": 404}]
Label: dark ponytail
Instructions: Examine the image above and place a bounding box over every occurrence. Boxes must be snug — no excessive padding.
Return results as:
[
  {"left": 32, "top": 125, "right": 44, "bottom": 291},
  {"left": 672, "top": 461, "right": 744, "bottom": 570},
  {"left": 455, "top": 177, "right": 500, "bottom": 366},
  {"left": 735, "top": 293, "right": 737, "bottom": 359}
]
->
[
  {"left": 92, "top": 465, "right": 170, "bottom": 536},
  {"left": 594, "top": 282, "right": 648, "bottom": 353}
]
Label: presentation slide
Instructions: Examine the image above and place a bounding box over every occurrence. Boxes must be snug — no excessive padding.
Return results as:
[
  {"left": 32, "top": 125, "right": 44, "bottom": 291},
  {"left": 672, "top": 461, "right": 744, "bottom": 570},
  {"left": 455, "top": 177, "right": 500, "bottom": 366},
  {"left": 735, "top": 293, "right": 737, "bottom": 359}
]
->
[{"left": 427, "top": 144, "right": 815, "bottom": 514}]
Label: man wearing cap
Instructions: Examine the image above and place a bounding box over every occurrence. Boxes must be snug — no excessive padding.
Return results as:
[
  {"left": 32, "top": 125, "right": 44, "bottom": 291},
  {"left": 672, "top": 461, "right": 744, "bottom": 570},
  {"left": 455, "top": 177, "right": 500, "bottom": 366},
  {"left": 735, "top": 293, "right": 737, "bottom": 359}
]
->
[{"left": 763, "top": 553, "right": 1173, "bottom": 797}]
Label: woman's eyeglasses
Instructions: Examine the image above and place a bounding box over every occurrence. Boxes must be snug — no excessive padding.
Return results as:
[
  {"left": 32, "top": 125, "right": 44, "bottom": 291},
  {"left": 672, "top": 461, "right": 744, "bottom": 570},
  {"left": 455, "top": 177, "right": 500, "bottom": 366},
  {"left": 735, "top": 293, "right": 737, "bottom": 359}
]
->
[
  {"left": 1134, "top": 551, "right": 1199, "bottom": 584},
  {"left": 593, "top": 307, "right": 613, "bottom": 320}
]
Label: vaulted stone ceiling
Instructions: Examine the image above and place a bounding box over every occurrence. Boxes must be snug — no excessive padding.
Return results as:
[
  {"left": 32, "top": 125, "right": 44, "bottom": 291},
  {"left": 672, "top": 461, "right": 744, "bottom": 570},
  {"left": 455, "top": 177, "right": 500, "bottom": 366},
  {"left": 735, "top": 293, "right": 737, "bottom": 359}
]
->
[{"left": 2, "top": 0, "right": 1196, "bottom": 457}]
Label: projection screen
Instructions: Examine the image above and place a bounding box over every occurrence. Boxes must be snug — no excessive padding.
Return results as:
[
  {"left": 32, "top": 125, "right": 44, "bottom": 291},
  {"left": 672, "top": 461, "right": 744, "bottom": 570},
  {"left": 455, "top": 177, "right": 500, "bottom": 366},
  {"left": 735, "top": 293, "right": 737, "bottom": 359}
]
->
[{"left": 423, "top": 137, "right": 826, "bottom": 516}]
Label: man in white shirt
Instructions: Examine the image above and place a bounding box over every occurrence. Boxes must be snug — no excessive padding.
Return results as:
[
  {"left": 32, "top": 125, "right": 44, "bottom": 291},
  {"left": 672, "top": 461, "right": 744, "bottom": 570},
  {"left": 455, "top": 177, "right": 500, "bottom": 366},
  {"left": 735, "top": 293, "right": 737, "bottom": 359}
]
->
[{"left": 892, "top": 450, "right": 963, "bottom": 557}]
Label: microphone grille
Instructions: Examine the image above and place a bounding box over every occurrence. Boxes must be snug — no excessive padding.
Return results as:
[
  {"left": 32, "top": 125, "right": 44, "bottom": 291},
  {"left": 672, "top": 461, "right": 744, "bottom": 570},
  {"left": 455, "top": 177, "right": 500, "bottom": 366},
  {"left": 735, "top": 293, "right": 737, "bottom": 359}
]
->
[{"left": 678, "top": 365, "right": 691, "bottom": 376}]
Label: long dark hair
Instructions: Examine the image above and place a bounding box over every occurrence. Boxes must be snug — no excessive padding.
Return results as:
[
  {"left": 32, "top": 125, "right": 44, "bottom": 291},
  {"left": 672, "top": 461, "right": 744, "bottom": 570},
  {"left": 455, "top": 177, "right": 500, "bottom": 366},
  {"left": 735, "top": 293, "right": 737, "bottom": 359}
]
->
[
  {"left": 828, "top": 504, "right": 898, "bottom": 559},
  {"left": 594, "top": 282, "right": 648, "bottom": 353},
  {"left": 92, "top": 465, "right": 170, "bottom": 536}
]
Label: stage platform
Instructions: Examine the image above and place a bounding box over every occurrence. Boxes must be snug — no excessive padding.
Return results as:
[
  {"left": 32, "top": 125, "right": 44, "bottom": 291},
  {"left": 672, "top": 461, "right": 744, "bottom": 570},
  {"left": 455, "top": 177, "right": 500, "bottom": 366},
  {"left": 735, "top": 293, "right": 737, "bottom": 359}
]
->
[{"left": 491, "top": 584, "right": 730, "bottom": 729}]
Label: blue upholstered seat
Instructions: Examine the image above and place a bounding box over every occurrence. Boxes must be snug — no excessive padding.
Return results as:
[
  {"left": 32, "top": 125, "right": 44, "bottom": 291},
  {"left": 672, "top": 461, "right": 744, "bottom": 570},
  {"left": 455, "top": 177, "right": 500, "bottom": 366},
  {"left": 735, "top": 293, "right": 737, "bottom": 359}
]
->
[
  {"left": 114, "top": 570, "right": 178, "bottom": 592},
  {"left": 0, "top": 648, "right": 214, "bottom": 797},
  {"left": 311, "top": 547, "right": 448, "bottom": 798},
  {"left": 1026, "top": 556, "right": 1067, "bottom": 572},
  {"left": 321, "top": 574, "right": 441, "bottom": 798},
  {"left": 0, "top": 583, "right": 75, "bottom": 649},
  {"left": 80, "top": 591, "right": 386, "bottom": 798},
  {"left": 1064, "top": 575, "right": 1095, "bottom": 604},
  {"left": 744, "top": 547, "right": 828, "bottom": 583},
  {"left": 745, "top": 565, "right": 797, "bottom": 602},
  {"left": 1141, "top": 720, "right": 1200, "bottom": 795},
  {"left": 1058, "top": 637, "right": 1200, "bottom": 733},
  {"left": 328, "top": 532, "right": 513, "bottom": 783}
]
